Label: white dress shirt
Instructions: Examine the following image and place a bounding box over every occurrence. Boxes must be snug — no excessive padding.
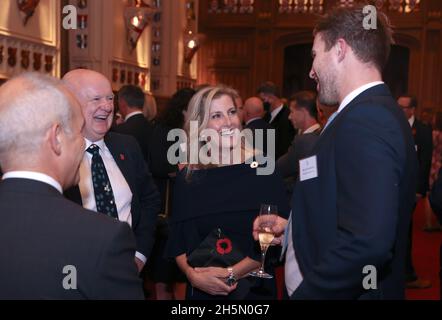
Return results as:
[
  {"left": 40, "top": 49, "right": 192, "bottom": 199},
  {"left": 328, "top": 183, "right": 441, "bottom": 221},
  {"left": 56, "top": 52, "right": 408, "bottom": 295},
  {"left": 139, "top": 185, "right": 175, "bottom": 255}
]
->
[
  {"left": 269, "top": 104, "right": 284, "bottom": 123},
  {"left": 338, "top": 81, "right": 384, "bottom": 114},
  {"left": 79, "top": 138, "right": 146, "bottom": 263},
  {"left": 302, "top": 123, "right": 321, "bottom": 135},
  {"left": 408, "top": 115, "right": 415, "bottom": 128},
  {"left": 2, "top": 171, "right": 62, "bottom": 193}
]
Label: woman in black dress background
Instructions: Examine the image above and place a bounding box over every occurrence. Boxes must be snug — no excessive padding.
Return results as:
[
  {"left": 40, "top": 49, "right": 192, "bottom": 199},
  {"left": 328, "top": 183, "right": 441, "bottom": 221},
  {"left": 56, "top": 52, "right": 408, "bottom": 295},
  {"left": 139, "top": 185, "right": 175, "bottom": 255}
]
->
[{"left": 146, "top": 88, "right": 195, "bottom": 299}]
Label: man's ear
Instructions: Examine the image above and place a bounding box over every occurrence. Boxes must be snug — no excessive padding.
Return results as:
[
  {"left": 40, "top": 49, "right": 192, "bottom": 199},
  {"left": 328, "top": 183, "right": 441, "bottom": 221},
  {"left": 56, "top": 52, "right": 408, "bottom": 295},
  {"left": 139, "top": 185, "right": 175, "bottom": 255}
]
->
[
  {"left": 49, "top": 123, "right": 62, "bottom": 156},
  {"left": 335, "top": 39, "right": 347, "bottom": 63}
]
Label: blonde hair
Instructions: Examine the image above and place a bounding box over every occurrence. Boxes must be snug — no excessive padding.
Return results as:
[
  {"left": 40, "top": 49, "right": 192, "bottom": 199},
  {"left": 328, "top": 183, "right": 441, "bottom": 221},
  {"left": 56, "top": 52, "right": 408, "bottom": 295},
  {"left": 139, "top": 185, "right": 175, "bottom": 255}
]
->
[
  {"left": 0, "top": 72, "right": 73, "bottom": 167},
  {"left": 143, "top": 93, "right": 157, "bottom": 121},
  {"left": 183, "top": 85, "right": 255, "bottom": 179}
]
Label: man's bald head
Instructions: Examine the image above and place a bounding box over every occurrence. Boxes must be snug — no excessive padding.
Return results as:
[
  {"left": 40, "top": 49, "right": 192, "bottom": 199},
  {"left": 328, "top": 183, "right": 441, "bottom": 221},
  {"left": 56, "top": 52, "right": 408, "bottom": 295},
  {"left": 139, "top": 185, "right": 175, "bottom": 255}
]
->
[
  {"left": 0, "top": 72, "right": 86, "bottom": 189},
  {"left": 243, "top": 97, "right": 265, "bottom": 123},
  {"left": 62, "top": 69, "right": 114, "bottom": 142}
]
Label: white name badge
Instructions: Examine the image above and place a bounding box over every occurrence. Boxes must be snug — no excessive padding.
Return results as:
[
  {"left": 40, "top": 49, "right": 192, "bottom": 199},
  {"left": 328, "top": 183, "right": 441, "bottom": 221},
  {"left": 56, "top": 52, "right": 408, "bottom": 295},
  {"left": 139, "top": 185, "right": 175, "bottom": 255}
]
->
[{"left": 299, "top": 155, "right": 318, "bottom": 182}]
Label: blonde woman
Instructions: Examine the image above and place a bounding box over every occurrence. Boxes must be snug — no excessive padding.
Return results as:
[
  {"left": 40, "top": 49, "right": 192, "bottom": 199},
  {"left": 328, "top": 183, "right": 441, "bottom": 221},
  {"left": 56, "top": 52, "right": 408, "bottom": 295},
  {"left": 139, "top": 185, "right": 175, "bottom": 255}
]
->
[{"left": 165, "top": 85, "right": 289, "bottom": 300}]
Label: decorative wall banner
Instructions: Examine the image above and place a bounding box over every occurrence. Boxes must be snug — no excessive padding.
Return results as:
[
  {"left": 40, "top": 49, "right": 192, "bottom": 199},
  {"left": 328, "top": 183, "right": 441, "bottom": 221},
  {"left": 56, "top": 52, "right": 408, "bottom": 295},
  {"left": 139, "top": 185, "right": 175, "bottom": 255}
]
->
[
  {"left": 77, "top": 0, "right": 87, "bottom": 9},
  {"left": 110, "top": 62, "right": 149, "bottom": 92},
  {"left": 76, "top": 34, "right": 88, "bottom": 49},
  {"left": 124, "top": 1, "right": 155, "bottom": 52},
  {"left": 33, "top": 52, "right": 41, "bottom": 71},
  {"left": 17, "top": 0, "right": 41, "bottom": 26},
  {"left": 8, "top": 48, "right": 17, "bottom": 67},
  {"left": 21, "top": 50, "right": 30, "bottom": 69},
  {"left": 44, "top": 54, "right": 53, "bottom": 73}
]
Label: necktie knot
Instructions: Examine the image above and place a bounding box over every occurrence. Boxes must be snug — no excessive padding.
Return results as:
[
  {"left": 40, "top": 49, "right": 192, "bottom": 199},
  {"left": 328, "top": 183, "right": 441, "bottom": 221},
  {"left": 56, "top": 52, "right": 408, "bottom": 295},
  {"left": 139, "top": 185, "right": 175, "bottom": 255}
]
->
[{"left": 86, "top": 144, "right": 100, "bottom": 156}]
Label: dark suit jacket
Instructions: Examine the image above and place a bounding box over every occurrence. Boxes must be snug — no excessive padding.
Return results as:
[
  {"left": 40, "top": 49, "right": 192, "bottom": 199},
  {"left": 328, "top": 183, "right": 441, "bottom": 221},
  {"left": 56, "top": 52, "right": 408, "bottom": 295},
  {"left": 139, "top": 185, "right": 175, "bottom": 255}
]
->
[
  {"left": 276, "top": 128, "right": 321, "bottom": 178},
  {"left": 411, "top": 119, "right": 433, "bottom": 196},
  {"left": 65, "top": 132, "right": 161, "bottom": 260},
  {"left": 0, "top": 178, "right": 144, "bottom": 299},
  {"left": 114, "top": 113, "right": 153, "bottom": 164},
  {"left": 268, "top": 106, "right": 296, "bottom": 160},
  {"left": 290, "top": 84, "right": 418, "bottom": 299},
  {"left": 245, "top": 118, "right": 273, "bottom": 157}
]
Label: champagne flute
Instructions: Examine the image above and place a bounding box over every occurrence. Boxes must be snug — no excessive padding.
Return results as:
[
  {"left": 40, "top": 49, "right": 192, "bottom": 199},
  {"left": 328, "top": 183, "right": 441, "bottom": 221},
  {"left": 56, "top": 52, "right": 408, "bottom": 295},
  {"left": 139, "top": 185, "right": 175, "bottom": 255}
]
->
[{"left": 250, "top": 204, "right": 278, "bottom": 279}]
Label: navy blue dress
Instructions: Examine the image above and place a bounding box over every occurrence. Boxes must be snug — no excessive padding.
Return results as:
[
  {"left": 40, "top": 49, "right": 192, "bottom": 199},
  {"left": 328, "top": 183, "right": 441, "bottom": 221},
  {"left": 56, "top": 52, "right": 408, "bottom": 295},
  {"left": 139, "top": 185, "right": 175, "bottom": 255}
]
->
[{"left": 165, "top": 163, "right": 290, "bottom": 300}]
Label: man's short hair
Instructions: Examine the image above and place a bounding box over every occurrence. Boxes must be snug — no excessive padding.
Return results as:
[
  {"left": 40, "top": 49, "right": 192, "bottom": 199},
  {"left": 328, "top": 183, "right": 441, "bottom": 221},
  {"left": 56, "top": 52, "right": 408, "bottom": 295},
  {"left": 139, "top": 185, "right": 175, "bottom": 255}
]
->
[
  {"left": 399, "top": 94, "right": 418, "bottom": 108},
  {"left": 118, "top": 85, "right": 145, "bottom": 109},
  {"left": 0, "top": 72, "right": 73, "bottom": 163},
  {"left": 289, "top": 91, "right": 318, "bottom": 120},
  {"left": 314, "top": 4, "right": 394, "bottom": 71},
  {"left": 257, "top": 81, "right": 281, "bottom": 98}
]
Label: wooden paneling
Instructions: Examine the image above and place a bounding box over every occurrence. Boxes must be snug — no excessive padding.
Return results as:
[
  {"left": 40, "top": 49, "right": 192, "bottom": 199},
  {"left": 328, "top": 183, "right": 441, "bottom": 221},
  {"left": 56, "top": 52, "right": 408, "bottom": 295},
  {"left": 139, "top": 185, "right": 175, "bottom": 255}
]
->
[
  {"left": 197, "top": 33, "right": 253, "bottom": 97},
  {"left": 198, "top": 0, "right": 442, "bottom": 111}
]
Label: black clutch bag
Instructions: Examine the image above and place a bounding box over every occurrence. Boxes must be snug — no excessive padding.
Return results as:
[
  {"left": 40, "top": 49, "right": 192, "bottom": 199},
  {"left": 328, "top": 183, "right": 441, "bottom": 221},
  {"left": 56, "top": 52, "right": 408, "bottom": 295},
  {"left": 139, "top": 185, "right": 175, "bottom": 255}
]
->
[{"left": 187, "top": 228, "right": 244, "bottom": 268}]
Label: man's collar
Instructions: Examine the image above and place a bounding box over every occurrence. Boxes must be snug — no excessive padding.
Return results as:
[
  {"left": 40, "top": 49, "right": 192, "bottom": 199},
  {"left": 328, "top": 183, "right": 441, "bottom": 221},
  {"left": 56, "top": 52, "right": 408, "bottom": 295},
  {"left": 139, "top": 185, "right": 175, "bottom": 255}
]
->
[
  {"left": 125, "top": 110, "right": 144, "bottom": 121},
  {"left": 302, "top": 123, "right": 321, "bottom": 134},
  {"left": 245, "top": 117, "right": 262, "bottom": 126},
  {"left": 84, "top": 137, "right": 105, "bottom": 151},
  {"left": 270, "top": 104, "right": 284, "bottom": 122},
  {"left": 2, "top": 171, "right": 63, "bottom": 193},
  {"left": 338, "top": 81, "right": 384, "bottom": 114},
  {"left": 408, "top": 115, "right": 415, "bottom": 127}
]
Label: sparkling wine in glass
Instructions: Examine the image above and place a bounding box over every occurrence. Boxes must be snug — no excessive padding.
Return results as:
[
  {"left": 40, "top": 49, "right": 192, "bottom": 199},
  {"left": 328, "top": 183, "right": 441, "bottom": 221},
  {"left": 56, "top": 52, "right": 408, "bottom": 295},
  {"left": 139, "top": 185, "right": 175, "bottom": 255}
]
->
[{"left": 250, "top": 204, "right": 278, "bottom": 279}]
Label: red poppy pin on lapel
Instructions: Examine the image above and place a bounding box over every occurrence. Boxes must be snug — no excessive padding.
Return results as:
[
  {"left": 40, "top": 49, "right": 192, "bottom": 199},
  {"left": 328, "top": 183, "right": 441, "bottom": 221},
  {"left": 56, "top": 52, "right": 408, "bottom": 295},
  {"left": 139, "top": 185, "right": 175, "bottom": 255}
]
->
[
  {"left": 216, "top": 238, "right": 232, "bottom": 255},
  {"left": 120, "top": 154, "right": 125, "bottom": 160}
]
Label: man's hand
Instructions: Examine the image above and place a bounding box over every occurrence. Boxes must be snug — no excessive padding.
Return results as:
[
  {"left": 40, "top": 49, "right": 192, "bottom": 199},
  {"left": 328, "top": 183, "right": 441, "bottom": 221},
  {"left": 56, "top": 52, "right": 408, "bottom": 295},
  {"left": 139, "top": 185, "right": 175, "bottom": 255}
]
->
[
  {"left": 253, "top": 215, "right": 288, "bottom": 246},
  {"left": 135, "top": 257, "right": 145, "bottom": 273}
]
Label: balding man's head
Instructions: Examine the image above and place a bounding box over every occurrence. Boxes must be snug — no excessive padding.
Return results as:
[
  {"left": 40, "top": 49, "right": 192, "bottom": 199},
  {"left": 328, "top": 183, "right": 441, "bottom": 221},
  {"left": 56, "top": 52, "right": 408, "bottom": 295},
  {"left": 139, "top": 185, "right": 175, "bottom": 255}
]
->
[
  {"left": 0, "top": 72, "right": 85, "bottom": 188},
  {"left": 63, "top": 69, "right": 114, "bottom": 142},
  {"left": 243, "top": 97, "right": 265, "bottom": 123}
]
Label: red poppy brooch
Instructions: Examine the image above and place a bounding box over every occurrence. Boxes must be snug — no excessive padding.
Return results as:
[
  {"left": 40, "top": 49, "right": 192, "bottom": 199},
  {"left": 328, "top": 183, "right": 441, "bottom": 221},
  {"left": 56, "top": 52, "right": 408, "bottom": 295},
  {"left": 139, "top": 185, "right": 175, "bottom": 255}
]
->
[{"left": 216, "top": 238, "right": 232, "bottom": 255}]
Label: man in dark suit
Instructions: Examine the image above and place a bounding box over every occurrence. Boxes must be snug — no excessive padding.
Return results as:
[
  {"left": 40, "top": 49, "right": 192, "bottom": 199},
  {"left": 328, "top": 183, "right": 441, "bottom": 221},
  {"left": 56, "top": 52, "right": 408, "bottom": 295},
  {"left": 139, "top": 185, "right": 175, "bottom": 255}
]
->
[
  {"left": 243, "top": 96, "right": 273, "bottom": 156},
  {"left": 398, "top": 94, "right": 433, "bottom": 289},
  {"left": 62, "top": 69, "right": 160, "bottom": 274},
  {"left": 257, "top": 81, "right": 295, "bottom": 159},
  {"left": 254, "top": 6, "right": 417, "bottom": 299},
  {"left": 114, "top": 85, "right": 153, "bottom": 164},
  {"left": 0, "top": 72, "right": 143, "bottom": 299},
  {"left": 277, "top": 91, "right": 321, "bottom": 179}
]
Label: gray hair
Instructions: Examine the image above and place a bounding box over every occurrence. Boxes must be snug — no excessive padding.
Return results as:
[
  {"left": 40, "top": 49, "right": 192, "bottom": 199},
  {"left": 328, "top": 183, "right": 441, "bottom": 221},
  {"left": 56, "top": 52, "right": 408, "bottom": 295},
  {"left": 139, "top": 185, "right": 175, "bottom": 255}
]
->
[{"left": 0, "top": 72, "right": 74, "bottom": 165}]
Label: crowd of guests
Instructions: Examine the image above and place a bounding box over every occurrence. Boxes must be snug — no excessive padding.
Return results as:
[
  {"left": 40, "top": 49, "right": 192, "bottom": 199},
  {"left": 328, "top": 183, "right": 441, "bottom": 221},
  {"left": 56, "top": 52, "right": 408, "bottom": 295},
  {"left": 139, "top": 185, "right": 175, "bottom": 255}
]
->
[{"left": 1, "top": 4, "right": 441, "bottom": 300}]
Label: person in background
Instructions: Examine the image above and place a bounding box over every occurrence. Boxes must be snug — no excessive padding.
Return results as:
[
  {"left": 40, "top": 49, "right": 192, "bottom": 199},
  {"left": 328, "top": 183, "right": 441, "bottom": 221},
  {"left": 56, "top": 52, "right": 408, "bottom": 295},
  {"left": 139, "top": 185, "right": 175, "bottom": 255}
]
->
[
  {"left": 277, "top": 90, "right": 321, "bottom": 178},
  {"left": 114, "top": 85, "right": 154, "bottom": 164},
  {"left": 143, "top": 92, "right": 158, "bottom": 122},
  {"left": 398, "top": 94, "right": 433, "bottom": 289},
  {"left": 146, "top": 87, "right": 196, "bottom": 300},
  {"left": 428, "top": 167, "right": 442, "bottom": 298},
  {"left": 257, "top": 81, "right": 295, "bottom": 159},
  {"left": 425, "top": 112, "right": 442, "bottom": 231}
]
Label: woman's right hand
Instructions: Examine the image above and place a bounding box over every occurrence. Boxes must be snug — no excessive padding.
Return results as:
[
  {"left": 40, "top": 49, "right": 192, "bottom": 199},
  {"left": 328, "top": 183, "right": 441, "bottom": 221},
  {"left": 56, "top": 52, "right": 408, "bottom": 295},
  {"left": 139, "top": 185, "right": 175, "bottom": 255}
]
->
[{"left": 187, "top": 266, "right": 237, "bottom": 296}]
